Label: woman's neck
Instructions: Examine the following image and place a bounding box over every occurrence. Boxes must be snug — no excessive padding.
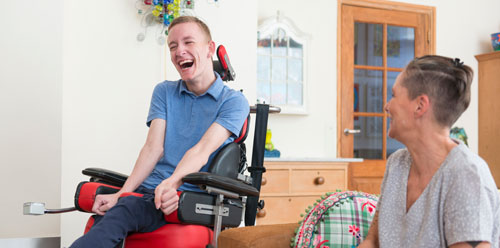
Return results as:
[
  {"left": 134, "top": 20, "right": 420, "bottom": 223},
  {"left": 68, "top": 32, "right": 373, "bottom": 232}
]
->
[{"left": 405, "top": 129, "right": 457, "bottom": 177}]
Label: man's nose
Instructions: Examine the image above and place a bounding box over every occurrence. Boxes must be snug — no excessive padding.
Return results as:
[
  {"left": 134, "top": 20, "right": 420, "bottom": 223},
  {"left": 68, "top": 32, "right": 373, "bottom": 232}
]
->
[{"left": 176, "top": 45, "right": 187, "bottom": 56}]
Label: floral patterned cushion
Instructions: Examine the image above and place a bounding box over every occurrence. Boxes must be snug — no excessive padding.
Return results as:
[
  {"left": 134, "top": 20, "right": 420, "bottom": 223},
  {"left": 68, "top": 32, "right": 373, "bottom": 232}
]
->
[{"left": 291, "top": 191, "right": 379, "bottom": 248}]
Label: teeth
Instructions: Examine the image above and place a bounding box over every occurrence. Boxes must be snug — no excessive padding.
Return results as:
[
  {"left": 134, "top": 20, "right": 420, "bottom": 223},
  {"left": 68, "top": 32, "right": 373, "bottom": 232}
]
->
[{"left": 179, "top": 60, "right": 193, "bottom": 66}]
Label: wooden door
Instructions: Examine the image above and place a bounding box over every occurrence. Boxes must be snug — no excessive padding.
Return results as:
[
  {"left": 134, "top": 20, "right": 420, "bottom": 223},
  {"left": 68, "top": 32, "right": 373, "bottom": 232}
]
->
[{"left": 338, "top": 0, "right": 435, "bottom": 194}]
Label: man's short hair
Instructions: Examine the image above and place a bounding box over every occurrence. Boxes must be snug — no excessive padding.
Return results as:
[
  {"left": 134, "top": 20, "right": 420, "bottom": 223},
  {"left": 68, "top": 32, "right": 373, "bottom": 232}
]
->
[
  {"left": 168, "top": 16, "right": 212, "bottom": 41},
  {"left": 402, "top": 55, "right": 473, "bottom": 127}
]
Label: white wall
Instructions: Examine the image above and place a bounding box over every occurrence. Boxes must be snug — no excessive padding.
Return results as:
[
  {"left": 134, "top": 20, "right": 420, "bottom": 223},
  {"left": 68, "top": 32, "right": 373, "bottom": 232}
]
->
[
  {"left": 60, "top": 0, "right": 257, "bottom": 246},
  {"left": 259, "top": 0, "right": 500, "bottom": 158},
  {"left": 0, "top": 0, "right": 63, "bottom": 239}
]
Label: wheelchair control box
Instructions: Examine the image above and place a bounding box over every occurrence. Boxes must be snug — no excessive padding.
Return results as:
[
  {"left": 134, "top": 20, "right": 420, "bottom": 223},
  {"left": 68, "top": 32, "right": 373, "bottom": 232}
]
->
[{"left": 178, "top": 191, "right": 242, "bottom": 227}]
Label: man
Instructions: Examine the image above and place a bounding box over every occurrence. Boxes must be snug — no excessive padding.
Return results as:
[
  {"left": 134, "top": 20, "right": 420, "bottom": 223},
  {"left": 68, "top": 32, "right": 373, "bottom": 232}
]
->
[{"left": 70, "top": 16, "right": 249, "bottom": 247}]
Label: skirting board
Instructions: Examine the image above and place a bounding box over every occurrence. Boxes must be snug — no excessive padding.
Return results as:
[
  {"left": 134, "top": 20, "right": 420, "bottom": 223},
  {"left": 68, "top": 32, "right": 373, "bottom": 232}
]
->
[{"left": 0, "top": 237, "right": 60, "bottom": 248}]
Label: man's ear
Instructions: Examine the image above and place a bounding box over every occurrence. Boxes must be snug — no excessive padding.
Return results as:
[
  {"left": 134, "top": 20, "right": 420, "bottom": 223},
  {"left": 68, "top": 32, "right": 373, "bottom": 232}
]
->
[
  {"left": 207, "top": 40, "right": 216, "bottom": 58},
  {"left": 414, "top": 94, "right": 430, "bottom": 118}
]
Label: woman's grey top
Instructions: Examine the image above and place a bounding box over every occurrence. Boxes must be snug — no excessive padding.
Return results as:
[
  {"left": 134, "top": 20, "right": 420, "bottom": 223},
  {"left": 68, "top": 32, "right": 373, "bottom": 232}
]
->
[{"left": 378, "top": 142, "right": 500, "bottom": 247}]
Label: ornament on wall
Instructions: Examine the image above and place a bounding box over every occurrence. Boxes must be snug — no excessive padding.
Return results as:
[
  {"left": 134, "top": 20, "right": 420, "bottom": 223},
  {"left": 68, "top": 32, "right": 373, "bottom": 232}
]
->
[{"left": 135, "top": 0, "right": 196, "bottom": 45}]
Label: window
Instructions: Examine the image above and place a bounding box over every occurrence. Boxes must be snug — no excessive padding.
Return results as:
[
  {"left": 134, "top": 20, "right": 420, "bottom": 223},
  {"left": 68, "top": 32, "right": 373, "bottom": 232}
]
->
[{"left": 257, "top": 14, "right": 308, "bottom": 114}]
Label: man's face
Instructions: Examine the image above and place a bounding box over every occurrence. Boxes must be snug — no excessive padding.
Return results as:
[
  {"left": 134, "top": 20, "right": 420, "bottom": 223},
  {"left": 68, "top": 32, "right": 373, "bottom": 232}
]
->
[{"left": 167, "top": 22, "right": 214, "bottom": 83}]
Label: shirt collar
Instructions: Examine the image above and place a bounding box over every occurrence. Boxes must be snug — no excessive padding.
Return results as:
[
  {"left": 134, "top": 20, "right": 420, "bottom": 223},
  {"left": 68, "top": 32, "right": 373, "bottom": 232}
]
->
[{"left": 179, "top": 72, "right": 224, "bottom": 100}]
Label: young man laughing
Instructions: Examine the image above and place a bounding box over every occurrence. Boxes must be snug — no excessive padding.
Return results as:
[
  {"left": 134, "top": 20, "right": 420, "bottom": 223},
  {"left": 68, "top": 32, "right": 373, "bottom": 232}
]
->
[{"left": 70, "top": 16, "right": 249, "bottom": 248}]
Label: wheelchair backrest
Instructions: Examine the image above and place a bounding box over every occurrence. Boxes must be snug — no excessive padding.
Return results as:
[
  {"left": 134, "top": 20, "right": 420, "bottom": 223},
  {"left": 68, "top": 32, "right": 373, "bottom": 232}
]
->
[{"left": 207, "top": 115, "right": 249, "bottom": 179}]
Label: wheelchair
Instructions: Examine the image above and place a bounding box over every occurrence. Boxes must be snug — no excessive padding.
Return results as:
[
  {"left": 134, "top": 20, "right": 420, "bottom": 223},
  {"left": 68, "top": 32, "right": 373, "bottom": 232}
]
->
[{"left": 24, "top": 45, "right": 280, "bottom": 248}]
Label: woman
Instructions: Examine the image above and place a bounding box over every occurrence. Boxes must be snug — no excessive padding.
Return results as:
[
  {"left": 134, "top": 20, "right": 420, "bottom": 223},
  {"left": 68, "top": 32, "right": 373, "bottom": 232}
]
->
[{"left": 360, "top": 55, "right": 500, "bottom": 248}]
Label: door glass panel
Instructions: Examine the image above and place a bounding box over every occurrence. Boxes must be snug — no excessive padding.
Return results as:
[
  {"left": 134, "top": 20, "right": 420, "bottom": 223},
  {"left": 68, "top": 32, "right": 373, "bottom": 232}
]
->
[
  {"left": 353, "top": 116, "right": 383, "bottom": 159},
  {"left": 354, "top": 69, "right": 383, "bottom": 113},
  {"left": 354, "top": 22, "right": 383, "bottom": 66},
  {"left": 387, "top": 26, "right": 415, "bottom": 68},
  {"left": 386, "top": 71, "right": 399, "bottom": 103}
]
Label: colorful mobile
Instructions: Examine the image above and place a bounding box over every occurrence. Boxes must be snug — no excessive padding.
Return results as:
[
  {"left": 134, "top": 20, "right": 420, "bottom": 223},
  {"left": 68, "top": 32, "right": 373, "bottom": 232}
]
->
[{"left": 136, "top": 0, "right": 195, "bottom": 43}]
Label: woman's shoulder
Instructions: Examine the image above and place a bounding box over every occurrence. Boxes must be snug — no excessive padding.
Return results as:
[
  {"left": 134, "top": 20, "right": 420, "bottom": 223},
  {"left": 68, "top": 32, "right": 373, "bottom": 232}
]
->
[
  {"left": 445, "top": 143, "right": 489, "bottom": 174},
  {"left": 442, "top": 143, "right": 497, "bottom": 193}
]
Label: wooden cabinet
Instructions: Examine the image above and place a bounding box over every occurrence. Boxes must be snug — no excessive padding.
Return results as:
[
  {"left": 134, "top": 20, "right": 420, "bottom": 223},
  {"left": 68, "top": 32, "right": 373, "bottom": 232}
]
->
[
  {"left": 256, "top": 161, "right": 348, "bottom": 225},
  {"left": 476, "top": 51, "right": 500, "bottom": 186}
]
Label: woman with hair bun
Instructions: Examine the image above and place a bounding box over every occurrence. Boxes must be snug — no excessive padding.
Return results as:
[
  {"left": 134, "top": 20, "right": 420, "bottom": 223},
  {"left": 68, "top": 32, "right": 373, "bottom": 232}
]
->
[{"left": 359, "top": 55, "right": 500, "bottom": 248}]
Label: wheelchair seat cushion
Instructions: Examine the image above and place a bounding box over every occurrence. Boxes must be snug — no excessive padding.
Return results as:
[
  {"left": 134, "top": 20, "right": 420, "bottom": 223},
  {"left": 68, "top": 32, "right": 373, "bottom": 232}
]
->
[
  {"left": 292, "top": 191, "right": 378, "bottom": 248},
  {"left": 84, "top": 216, "right": 213, "bottom": 248}
]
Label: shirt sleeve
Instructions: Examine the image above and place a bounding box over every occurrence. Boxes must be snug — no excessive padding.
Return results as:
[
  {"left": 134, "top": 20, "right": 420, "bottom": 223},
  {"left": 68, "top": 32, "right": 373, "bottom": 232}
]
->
[
  {"left": 215, "top": 92, "right": 249, "bottom": 138},
  {"left": 146, "top": 83, "right": 167, "bottom": 127},
  {"left": 443, "top": 159, "right": 496, "bottom": 245}
]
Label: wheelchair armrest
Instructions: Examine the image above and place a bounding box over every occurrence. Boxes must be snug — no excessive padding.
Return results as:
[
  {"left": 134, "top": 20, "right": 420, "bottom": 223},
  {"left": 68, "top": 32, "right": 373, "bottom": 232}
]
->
[
  {"left": 82, "top": 167, "right": 128, "bottom": 187},
  {"left": 182, "top": 172, "right": 259, "bottom": 197},
  {"left": 74, "top": 181, "right": 121, "bottom": 212}
]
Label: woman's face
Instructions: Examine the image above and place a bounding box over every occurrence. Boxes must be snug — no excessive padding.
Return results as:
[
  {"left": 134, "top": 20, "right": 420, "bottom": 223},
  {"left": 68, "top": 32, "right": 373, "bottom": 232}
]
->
[{"left": 384, "top": 72, "right": 416, "bottom": 141}]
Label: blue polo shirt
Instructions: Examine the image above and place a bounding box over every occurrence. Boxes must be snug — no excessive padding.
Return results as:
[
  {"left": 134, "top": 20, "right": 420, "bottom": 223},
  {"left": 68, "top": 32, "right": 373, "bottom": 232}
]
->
[{"left": 141, "top": 73, "right": 249, "bottom": 192}]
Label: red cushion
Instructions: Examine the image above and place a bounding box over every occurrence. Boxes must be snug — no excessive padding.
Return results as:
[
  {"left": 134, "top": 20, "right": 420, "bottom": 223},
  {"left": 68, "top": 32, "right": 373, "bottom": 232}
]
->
[
  {"left": 85, "top": 217, "right": 214, "bottom": 247},
  {"left": 125, "top": 224, "right": 213, "bottom": 248}
]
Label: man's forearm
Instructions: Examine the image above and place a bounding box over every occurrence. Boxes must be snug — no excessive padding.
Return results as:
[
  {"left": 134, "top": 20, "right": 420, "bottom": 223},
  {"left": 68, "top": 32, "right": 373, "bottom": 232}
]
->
[
  {"left": 167, "top": 146, "right": 210, "bottom": 188},
  {"left": 167, "top": 122, "right": 231, "bottom": 188}
]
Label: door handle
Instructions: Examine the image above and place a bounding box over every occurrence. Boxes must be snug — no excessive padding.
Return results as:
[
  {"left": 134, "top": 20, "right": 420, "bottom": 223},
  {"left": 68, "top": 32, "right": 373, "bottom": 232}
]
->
[{"left": 344, "top": 128, "right": 361, "bottom": 135}]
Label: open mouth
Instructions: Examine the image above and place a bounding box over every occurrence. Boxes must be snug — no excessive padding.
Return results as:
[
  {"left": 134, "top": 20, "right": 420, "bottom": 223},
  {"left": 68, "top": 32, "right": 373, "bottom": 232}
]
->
[{"left": 179, "top": 60, "right": 194, "bottom": 70}]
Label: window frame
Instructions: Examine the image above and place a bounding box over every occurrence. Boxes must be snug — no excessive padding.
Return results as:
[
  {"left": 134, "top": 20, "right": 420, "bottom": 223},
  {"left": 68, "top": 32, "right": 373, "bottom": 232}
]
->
[{"left": 257, "top": 14, "right": 309, "bottom": 115}]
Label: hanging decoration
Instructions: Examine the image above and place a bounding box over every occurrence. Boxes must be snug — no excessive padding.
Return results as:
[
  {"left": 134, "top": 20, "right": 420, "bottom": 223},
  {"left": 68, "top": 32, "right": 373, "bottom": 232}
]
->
[{"left": 136, "top": 0, "right": 196, "bottom": 44}]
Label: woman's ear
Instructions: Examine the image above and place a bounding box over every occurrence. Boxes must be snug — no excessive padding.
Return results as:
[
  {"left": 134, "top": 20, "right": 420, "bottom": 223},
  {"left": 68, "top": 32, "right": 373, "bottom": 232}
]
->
[{"left": 414, "top": 94, "right": 430, "bottom": 118}]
